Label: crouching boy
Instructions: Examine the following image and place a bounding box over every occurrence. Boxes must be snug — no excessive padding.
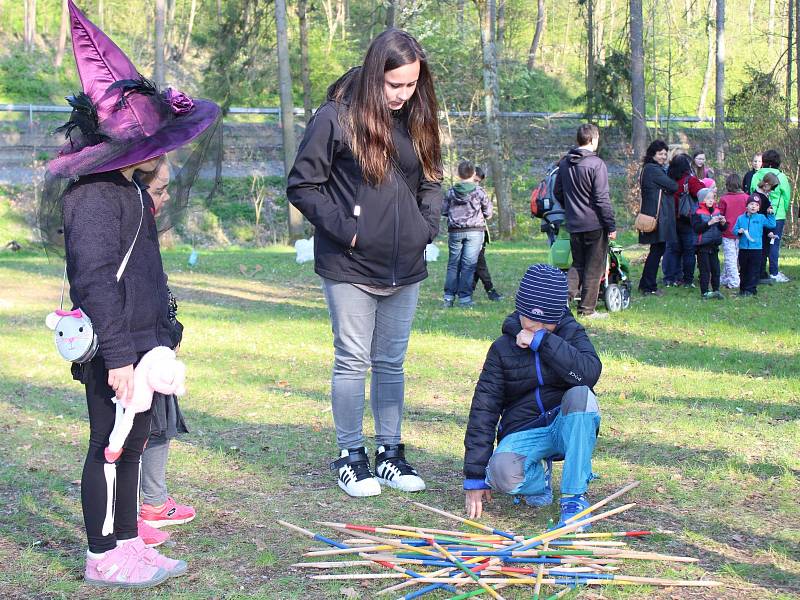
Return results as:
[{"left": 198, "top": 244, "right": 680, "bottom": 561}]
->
[{"left": 463, "top": 264, "right": 602, "bottom": 528}]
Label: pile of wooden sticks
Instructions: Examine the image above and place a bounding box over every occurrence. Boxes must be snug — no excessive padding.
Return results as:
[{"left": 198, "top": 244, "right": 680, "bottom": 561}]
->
[{"left": 278, "top": 481, "right": 720, "bottom": 599}]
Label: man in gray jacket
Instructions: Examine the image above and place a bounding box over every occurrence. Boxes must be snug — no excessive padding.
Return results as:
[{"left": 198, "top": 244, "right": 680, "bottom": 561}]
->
[
  {"left": 442, "top": 161, "right": 493, "bottom": 308},
  {"left": 554, "top": 124, "right": 616, "bottom": 319}
]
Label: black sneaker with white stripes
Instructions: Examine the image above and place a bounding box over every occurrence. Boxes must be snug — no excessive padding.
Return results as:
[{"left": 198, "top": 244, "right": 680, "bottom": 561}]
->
[
  {"left": 330, "top": 447, "right": 381, "bottom": 497},
  {"left": 374, "top": 444, "right": 426, "bottom": 492}
]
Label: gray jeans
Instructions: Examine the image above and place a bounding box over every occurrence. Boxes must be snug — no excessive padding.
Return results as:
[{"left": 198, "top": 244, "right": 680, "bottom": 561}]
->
[
  {"left": 141, "top": 435, "right": 170, "bottom": 506},
  {"left": 321, "top": 278, "right": 421, "bottom": 449}
]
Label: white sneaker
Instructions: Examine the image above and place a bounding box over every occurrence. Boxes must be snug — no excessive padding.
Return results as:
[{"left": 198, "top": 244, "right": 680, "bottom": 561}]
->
[
  {"left": 771, "top": 272, "right": 790, "bottom": 283},
  {"left": 375, "top": 444, "right": 426, "bottom": 492},
  {"left": 331, "top": 448, "right": 381, "bottom": 497}
]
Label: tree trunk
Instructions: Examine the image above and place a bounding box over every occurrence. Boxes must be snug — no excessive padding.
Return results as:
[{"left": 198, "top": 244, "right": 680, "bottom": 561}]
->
[
  {"left": 276, "top": 0, "right": 304, "bottom": 240},
  {"left": 527, "top": 0, "right": 545, "bottom": 70},
  {"left": 457, "top": 0, "right": 465, "bottom": 29},
  {"left": 769, "top": 0, "right": 775, "bottom": 54},
  {"left": 166, "top": 0, "right": 177, "bottom": 52},
  {"left": 796, "top": 0, "right": 800, "bottom": 125},
  {"left": 178, "top": 0, "right": 198, "bottom": 60},
  {"left": 496, "top": 0, "right": 505, "bottom": 59},
  {"left": 684, "top": 0, "right": 691, "bottom": 26},
  {"left": 788, "top": 0, "right": 794, "bottom": 122},
  {"left": 24, "top": 0, "right": 36, "bottom": 52},
  {"left": 697, "top": 0, "right": 714, "bottom": 118},
  {"left": 714, "top": 0, "right": 725, "bottom": 166},
  {"left": 586, "top": 0, "right": 595, "bottom": 119},
  {"left": 386, "top": 0, "right": 397, "bottom": 28},
  {"left": 597, "top": 0, "right": 607, "bottom": 63},
  {"left": 630, "top": 0, "right": 647, "bottom": 158},
  {"left": 54, "top": 0, "right": 68, "bottom": 67},
  {"left": 298, "top": 0, "right": 314, "bottom": 123},
  {"left": 477, "top": 0, "right": 514, "bottom": 237},
  {"left": 748, "top": 0, "right": 755, "bottom": 33},
  {"left": 154, "top": 0, "right": 166, "bottom": 87},
  {"left": 97, "top": 0, "right": 104, "bottom": 30}
]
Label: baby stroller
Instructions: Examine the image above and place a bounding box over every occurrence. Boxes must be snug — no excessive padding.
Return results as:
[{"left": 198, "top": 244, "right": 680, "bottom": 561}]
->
[{"left": 539, "top": 207, "right": 632, "bottom": 312}]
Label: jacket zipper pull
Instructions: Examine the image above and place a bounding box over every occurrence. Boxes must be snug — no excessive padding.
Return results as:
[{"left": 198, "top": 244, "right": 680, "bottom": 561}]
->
[{"left": 354, "top": 205, "right": 361, "bottom": 217}]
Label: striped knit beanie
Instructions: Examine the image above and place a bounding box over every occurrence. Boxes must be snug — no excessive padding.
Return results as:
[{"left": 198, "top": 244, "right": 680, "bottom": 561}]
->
[{"left": 515, "top": 264, "right": 568, "bottom": 324}]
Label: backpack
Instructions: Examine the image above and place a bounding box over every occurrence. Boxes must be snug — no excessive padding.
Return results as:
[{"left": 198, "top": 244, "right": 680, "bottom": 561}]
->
[
  {"left": 530, "top": 162, "right": 561, "bottom": 218},
  {"left": 677, "top": 179, "right": 697, "bottom": 219}
]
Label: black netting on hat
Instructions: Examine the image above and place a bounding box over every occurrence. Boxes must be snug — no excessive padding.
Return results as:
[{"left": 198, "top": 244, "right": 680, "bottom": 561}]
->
[{"left": 38, "top": 111, "right": 223, "bottom": 257}]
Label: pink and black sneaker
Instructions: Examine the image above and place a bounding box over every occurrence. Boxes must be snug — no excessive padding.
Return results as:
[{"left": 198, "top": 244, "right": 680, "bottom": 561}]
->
[{"left": 140, "top": 496, "right": 196, "bottom": 528}]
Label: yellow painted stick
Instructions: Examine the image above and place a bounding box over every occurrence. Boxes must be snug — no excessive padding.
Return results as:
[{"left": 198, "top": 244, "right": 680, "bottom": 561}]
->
[
  {"left": 564, "top": 480, "right": 640, "bottom": 524},
  {"left": 429, "top": 539, "right": 505, "bottom": 600}
]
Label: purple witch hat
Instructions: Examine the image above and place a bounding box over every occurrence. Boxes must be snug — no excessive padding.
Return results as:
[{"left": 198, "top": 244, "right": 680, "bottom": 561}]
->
[{"left": 47, "top": 0, "right": 221, "bottom": 177}]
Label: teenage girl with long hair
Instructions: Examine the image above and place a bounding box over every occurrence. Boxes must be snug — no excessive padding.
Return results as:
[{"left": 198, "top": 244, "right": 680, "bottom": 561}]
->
[{"left": 288, "top": 29, "right": 442, "bottom": 497}]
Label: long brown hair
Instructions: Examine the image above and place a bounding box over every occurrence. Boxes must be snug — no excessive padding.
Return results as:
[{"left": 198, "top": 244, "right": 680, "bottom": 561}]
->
[{"left": 330, "top": 29, "right": 441, "bottom": 185}]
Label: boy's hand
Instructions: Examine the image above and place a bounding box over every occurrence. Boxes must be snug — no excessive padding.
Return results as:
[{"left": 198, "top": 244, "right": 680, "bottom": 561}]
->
[
  {"left": 737, "top": 228, "right": 745, "bottom": 235},
  {"left": 465, "top": 489, "right": 492, "bottom": 519},
  {"left": 516, "top": 330, "right": 534, "bottom": 348},
  {"left": 767, "top": 206, "right": 775, "bottom": 214}
]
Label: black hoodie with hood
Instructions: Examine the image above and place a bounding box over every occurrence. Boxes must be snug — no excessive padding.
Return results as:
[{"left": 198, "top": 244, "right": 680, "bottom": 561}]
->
[
  {"left": 286, "top": 68, "right": 443, "bottom": 287},
  {"left": 554, "top": 147, "right": 615, "bottom": 234}
]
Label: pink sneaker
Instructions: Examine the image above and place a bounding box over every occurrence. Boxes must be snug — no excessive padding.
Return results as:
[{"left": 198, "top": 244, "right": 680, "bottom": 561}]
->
[
  {"left": 140, "top": 496, "right": 196, "bottom": 528},
  {"left": 141, "top": 544, "right": 188, "bottom": 578},
  {"left": 138, "top": 518, "right": 170, "bottom": 547},
  {"left": 84, "top": 543, "right": 168, "bottom": 588}
]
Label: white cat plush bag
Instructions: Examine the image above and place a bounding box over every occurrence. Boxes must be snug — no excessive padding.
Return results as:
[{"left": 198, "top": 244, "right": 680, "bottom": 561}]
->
[{"left": 46, "top": 182, "right": 144, "bottom": 363}]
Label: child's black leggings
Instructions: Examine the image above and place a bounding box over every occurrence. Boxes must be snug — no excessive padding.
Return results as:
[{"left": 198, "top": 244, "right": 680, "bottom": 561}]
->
[
  {"left": 696, "top": 246, "right": 720, "bottom": 294},
  {"left": 80, "top": 356, "right": 152, "bottom": 553},
  {"left": 739, "top": 248, "right": 761, "bottom": 295}
]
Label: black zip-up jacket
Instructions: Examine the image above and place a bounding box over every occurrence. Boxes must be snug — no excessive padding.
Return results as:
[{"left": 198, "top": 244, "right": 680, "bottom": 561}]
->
[
  {"left": 287, "top": 95, "right": 442, "bottom": 286},
  {"left": 62, "top": 171, "right": 173, "bottom": 369},
  {"left": 463, "top": 311, "right": 602, "bottom": 481},
  {"left": 554, "top": 147, "right": 615, "bottom": 234}
]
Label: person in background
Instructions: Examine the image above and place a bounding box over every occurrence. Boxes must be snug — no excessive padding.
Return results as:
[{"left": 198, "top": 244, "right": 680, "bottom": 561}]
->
[
  {"left": 442, "top": 160, "right": 493, "bottom": 308},
  {"left": 750, "top": 150, "right": 791, "bottom": 283},
  {"left": 691, "top": 150, "right": 714, "bottom": 179},
  {"left": 741, "top": 153, "right": 762, "bottom": 197},
  {"left": 637, "top": 140, "right": 678, "bottom": 296},
  {"left": 470, "top": 166, "right": 504, "bottom": 302},
  {"left": 691, "top": 187, "right": 726, "bottom": 300},
  {"left": 554, "top": 123, "right": 616, "bottom": 319},
  {"left": 718, "top": 173, "right": 749, "bottom": 290},
  {"left": 734, "top": 194, "right": 776, "bottom": 296},
  {"left": 663, "top": 154, "right": 705, "bottom": 288}
]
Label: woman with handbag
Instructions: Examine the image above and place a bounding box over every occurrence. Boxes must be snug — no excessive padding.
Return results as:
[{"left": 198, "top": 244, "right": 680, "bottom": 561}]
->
[
  {"left": 39, "top": 2, "right": 221, "bottom": 588},
  {"left": 637, "top": 140, "right": 678, "bottom": 295},
  {"left": 663, "top": 154, "right": 706, "bottom": 287},
  {"left": 287, "top": 29, "right": 442, "bottom": 498}
]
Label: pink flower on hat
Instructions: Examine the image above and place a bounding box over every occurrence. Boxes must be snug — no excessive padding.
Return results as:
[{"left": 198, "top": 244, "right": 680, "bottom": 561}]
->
[{"left": 164, "top": 88, "right": 194, "bottom": 115}]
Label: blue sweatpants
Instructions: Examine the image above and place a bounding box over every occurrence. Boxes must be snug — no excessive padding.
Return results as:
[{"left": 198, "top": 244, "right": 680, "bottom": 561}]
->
[{"left": 485, "top": 386, "right": 600, "bottom": 497}]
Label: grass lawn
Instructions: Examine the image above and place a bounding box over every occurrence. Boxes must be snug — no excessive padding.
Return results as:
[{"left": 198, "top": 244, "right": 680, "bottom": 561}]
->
[{"left": 0, "top": 234, "right": 798, "bottom": 599}]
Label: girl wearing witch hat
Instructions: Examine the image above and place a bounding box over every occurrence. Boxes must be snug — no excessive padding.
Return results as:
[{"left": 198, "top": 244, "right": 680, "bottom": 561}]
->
[{"left": 40, "top": 1, "right": 221, "bottom": 588}]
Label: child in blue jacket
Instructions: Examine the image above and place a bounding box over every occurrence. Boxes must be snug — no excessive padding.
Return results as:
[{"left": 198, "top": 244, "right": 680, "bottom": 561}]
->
[
  {"left": 691, "top": 187, "right": 727, "bottom": 299},
  {"left": 734, "top": 193, "right": 777, "bottom": 296}
]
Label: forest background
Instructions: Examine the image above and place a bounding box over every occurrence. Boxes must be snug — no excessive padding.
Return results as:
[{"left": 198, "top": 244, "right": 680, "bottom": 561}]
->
[{"left": 1, "top": 0, "right": 799, "bottom": 242}]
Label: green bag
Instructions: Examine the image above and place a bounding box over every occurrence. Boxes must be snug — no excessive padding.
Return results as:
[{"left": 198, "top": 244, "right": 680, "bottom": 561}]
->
[{"left": 549, "top": 236, "right": 572, "bottom": 270}]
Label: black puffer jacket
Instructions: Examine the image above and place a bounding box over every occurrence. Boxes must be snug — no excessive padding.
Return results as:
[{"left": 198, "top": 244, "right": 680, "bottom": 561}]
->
[
  {"left": 287, "top": 75, "right": 442, "bottom": 287},
  {"left": 62, "top": 171, "right": 173, "bottom": 370},
  {"left": 463, "top": 311, "right": 602, "bottom": 480}
]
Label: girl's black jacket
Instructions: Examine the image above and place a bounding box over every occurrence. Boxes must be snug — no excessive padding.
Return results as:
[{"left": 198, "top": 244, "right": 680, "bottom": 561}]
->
[
  {"left": 287, "top": 99, "right": 443, "bottom": 287},
  {"left": 463, "top": 311, "right": 602, "bottom": 481},
  {"left": 62, "top": 171, "right": 174, "bottom": 370}
]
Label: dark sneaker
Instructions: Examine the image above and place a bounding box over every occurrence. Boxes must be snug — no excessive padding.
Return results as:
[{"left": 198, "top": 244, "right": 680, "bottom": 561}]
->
[
  {"left": 639, "top": 288, "right": 664, "bottom": 296},
  {"left": 331, "top": 447, "right": 381, "bottom": 497},
  {"left": 712, "top": 291, "right": 725, "bottom": 299},
  {"left": 486, "top": 289, "right": 504, "bottom": 302},
  {"left": 682, "top": 282, "right": 696, "bottom": 288},
  {"left": 375, "top": 444, "right": 425, "bottom": 492},
  {"left": 458, "top": 299, "right": 475, "bottom": 309},
  {"left": 442, "top": 298, "right": 454, "bottom": 308},
  {"left": 759, "top": 277, "right": 774, "bottom": 285},
  {"left": 558, "top": 494, "right": 591, "bottom": 532},
  {"left": 702, "top": 291, "right": 714, "bottom": 300}
]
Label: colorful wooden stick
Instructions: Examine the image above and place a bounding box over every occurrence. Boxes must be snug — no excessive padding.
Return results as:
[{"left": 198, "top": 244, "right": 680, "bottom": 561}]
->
[
  {"left": 277, "top": 520, "right": 349, "bottom": 549},
  {"left": 317, "top": 521, "right": 502, "bottom": 549},
  {"left": 411, "top": 501, "right": 520, "bottom": 540},
  {"left": 563, "top": 480, "right": 640, "bottom": 525},
  {"left": 428, "top": 539, "right": 505, "bottom": 600},
  {"left": 532, "top": 541, "right": 549, "bottom": 600}
]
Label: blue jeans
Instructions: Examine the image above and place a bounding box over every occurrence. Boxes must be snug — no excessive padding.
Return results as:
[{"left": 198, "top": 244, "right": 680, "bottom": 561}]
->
[
  {"left": 444, "top": 230, "right": 484, "bottom": 302},
  {"left": 321, "top": 278, "right": 420, "bottom": 449},
  {"left": 485, "top": 387, "right": 600, "bottom": 497},
  {"left": 664, "top": 229, "right": 696, "bottom": 284},
  {"left": 768, "top": 219, "right": 785, "bottom": 276}
]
